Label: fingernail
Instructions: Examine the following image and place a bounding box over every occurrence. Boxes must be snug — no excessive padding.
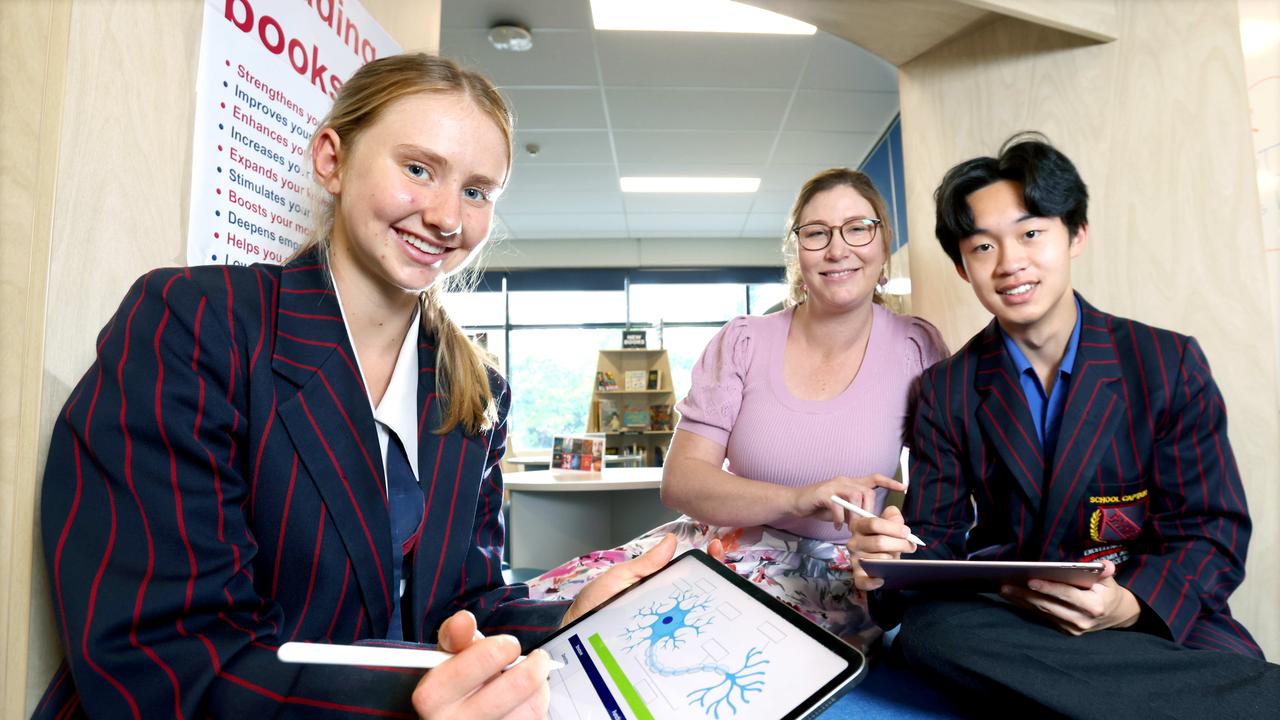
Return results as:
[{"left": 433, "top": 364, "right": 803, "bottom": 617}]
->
[
  {"left": 531, "top": 649, "right": 555, "bottom": 675},
  {"left": 497, "top": 634, "right": 519, "bottom": 649}
]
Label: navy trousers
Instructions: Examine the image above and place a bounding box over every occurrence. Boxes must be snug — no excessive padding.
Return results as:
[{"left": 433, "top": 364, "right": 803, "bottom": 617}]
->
[{"left": 895, "top": 594, "right": 1280, "bottom": 719}]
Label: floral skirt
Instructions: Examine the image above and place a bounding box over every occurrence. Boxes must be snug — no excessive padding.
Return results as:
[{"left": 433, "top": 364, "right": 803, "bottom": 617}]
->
[{"left": 525, "top": 515, "right": 881, "bottom": 652}]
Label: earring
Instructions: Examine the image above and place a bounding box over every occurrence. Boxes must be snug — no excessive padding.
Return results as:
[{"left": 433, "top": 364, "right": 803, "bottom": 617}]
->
[{"left": 877, "top": 272, "right": 888, "bottom": 288}]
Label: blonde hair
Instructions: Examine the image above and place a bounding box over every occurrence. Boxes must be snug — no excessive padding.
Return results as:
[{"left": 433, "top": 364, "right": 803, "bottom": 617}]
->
[
  {"left": 299, "top": 53, "right": 512, "bottom": 436},
  {"left": 782, "top": 168, "right": 893, "bottom": 308}
]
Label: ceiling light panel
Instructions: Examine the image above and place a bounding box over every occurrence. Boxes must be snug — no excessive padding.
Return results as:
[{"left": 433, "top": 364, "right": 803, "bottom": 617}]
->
[
  {"left": 620, "top": 177, "right": 761, "bottom": 193},
  {"left": 626, "top": 212, "right": 752, "bottom": 234},
  {"left": 590, "top": 0, "right": 816, "bottom": 35}
]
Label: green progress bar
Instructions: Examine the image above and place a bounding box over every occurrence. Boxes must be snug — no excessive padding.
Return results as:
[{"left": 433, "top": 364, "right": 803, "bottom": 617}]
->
[{"left": 588, "top": 633, "right": 654, "bottom": 720}]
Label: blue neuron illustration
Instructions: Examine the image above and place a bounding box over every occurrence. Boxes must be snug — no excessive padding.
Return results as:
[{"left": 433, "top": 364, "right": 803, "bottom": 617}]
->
[{"left": 621, "top": 590, "right": 768, "bottom": 718}]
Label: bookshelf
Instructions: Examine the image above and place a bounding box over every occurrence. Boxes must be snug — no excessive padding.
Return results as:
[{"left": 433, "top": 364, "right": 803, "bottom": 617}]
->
[{"left": 588, "top": 349, "right": 678, "bottom": 467}]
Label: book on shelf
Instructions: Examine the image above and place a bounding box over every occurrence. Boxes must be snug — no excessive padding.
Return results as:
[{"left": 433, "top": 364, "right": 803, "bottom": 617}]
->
[
  {"left": 646, "top": 369, "right": 661, "bottom": 390},
  {"left": 609, "top": 442, "right": 646, "bottom": 468},
  {"left": 595, "top": 371, "right": 618, "bottom": 391},
  {"left": 622, "top": 404, "right": 650, "bottom": 429},
  {"left": 598, "top": 397, "right": 622, "bottom": 432},
  {"left": 623, "top": 370, "right": 647, "bottom": 391},
  {"left": 649, "top": 404, "right": 673, "bottom": 431}
]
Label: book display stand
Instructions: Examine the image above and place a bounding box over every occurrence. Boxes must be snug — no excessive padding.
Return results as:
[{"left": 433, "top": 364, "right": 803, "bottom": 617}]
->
[{"left": 588, "top": 349, "right": 677, "bottom": 466}]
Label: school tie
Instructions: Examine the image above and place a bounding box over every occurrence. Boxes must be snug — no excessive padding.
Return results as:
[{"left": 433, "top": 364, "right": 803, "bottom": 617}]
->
[{"left": 385, "top": 431, "right": 425, "bottom": 641}]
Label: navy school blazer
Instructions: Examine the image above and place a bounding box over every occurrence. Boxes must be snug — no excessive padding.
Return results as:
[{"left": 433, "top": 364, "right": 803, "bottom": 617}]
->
[
  {"left": 34, "top": 253, "right": 569, "bottom": 718},
  {"left": 881, "top": 295, "right": 1260, "bottom": 658}
]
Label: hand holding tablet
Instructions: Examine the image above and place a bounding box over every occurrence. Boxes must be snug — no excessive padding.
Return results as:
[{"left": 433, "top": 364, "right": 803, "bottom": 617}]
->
[{"left": 536, "top": 549, "right": 865, "bottom": 719}]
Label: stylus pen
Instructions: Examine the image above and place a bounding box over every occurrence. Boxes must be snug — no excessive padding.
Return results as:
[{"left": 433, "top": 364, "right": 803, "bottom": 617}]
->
[
  {"left": 278, "top": 641, "right": 566, "bottom": 671},
  {"left": 829, "top": 495, "right": 928, "bottom": 547}
]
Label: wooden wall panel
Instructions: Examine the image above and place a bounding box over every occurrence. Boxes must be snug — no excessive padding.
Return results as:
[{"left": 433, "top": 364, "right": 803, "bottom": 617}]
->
[
  {"left": 1238, "top": 0, "right": 1280, "bottom": 463},
  {"left": 364, "top": 0, "right": 441, "bottom": 54},
  {"left": 899, "top": 1, "right": 1280, "bottom": 656},
  {"left": 956, "top": 0, "right": 1117, "bottom": 41},
  {"left": 27, "top": 2, "right": 205, "bottom": 712},
  {"left": 749, "top": 0, "right": 992, "bottom": 65},
  {"left": 748, "top": 0, "right": 1117, "bottom": 66},
  {"left": 1, "top": 1, "right": 70, "bottom": 715}
]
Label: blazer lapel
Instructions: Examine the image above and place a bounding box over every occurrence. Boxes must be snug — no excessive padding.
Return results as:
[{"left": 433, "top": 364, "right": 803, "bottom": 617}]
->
[
  {"left": 1039, "top": 298, "right": 1125, "bottom": 556},
  {"left": 272, "top": 255, "right": 395, "bottom": 636},
  {"left": 973, "top": 319, "right": 1045, "bottom": 510},
  {"left": 403, "top": 331, "right": 490, "bottom": 641}
]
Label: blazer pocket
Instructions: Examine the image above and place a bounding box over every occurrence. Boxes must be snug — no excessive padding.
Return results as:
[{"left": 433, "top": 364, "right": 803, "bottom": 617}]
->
[{"left": 1087, "top": 484, "right": 1149, "bottom": 543}]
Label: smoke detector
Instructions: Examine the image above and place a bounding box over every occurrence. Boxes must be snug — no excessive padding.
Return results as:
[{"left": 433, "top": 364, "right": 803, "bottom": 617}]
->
[{"left": 488, "top": 24, "right": 533, "bottom": 52}]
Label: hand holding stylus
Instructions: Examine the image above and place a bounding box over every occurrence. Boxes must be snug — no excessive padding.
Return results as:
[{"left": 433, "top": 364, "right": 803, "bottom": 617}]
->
[
  {"left": 829, "top": 495, "right": 927, "bottom": 547},
  {"left": 845, "top": 501, "right": 924, "bottom": 592}
]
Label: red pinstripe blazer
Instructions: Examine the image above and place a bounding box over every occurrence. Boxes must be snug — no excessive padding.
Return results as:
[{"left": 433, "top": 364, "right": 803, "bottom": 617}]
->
[
  {"left": 887, "top": 296, "right": 1260, "bottom": 658},
  {"left": 34, "top": 253, "right": 568, "bottom": 719}
]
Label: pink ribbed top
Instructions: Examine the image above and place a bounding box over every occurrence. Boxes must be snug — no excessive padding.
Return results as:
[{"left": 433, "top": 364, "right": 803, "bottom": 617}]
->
[{"left": 675, "top": 304, "right": 948, "bottom": 542}]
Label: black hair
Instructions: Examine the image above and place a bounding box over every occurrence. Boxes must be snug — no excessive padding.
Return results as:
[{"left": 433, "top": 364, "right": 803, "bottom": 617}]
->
[{"left": 933, "top": 131, "right": 1089, "bottom": 266}]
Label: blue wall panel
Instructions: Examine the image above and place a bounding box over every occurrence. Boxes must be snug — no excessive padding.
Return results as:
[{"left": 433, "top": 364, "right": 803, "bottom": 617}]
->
[
  {"left": 857, "top": 116, "right": 908, "bottom": 254},
  {"left": 888, "top": 121, "right": 908, "bottom": 255}
]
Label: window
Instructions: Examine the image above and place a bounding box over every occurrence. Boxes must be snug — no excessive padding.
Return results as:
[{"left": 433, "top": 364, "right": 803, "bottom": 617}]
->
[
  {"left": 660, "top": 325, "right": 724, "bottom": 401},
  {"left": 509, "top": 290, "right": 627, "bottom": 325},
  {"left": 629, "top": 283, "right": 745, "bottom": 324},
  {"left": 507, "top": 328, "right": 617, "bottom": 450},
  {"left": 441, "top": 288, "right": 504, "bottom": 327},
  {"left": 445, "top": 269, "right": 784, "bottom": 452},
  {"left": 748, "top": 283, "right": 788, "bottom": 315}
]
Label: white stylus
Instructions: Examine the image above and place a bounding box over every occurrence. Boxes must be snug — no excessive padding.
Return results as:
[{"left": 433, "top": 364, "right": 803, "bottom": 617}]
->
[
  {"left": 829, "top": 495, "right": 927, "bottom": 547},
  {"left": 278, "top": 641, "right": 566, "bottom": 671},
  {"left": 899, "top": 446, "right": 910, "bottom": 492}
]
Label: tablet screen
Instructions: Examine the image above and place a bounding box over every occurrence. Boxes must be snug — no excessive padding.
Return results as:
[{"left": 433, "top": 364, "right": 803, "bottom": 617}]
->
[{"left": 535, "top": 550, "right": 862, "bottom": 720}]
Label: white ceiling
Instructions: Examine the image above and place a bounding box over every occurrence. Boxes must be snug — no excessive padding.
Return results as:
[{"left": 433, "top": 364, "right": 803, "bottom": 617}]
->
[{"left": 439, "top": 0, "right": 900, "bottom": 241}]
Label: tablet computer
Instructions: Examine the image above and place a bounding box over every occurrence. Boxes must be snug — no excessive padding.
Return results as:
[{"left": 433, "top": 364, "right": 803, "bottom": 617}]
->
[
  {"left": 860, "top": 558, "right": 1105, "bottom": 590},
  {"left": 534, "top": 549, "right": 865, "bottom": 720}
]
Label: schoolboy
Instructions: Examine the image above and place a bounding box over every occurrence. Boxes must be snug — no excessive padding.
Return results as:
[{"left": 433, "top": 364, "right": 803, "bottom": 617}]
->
[{"left": 849, "top": 134, "right": 1279, "bottom": 715}]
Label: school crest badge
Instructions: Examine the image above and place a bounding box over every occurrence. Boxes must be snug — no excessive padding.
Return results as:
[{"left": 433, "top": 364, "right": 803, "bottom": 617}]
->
[{"left": 1089, "top": 489, "right": 1148, "bottom": 543}]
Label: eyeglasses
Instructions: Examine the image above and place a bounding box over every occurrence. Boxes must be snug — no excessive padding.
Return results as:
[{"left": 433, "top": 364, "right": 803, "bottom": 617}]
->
[{"left": 791, "top": 218, "right": 881, "bottom": 251}]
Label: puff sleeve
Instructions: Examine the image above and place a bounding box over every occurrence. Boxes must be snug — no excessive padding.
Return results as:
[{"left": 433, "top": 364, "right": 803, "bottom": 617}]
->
[
  {"left": 673, "top": 316, "right": 754, "bottom": 447},
  {"left": 904, "top": 316, "right": 949, "bottom": 377},
  {"left": 900, "top": 316, "right": 949, "bottom": 449}
]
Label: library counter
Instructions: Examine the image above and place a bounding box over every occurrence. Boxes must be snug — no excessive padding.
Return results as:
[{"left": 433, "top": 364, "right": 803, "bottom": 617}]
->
[{"left": 504, "top": 467, "right": 678, "bottom": 572}]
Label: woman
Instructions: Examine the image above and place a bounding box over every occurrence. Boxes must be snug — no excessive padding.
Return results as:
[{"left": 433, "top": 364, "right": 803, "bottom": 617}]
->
[
  {"left": 528, "top": 169, "right": 947, "bottom": 650},
  {"left": 34, "top": 54, "right": 675, "bottom": 719}
]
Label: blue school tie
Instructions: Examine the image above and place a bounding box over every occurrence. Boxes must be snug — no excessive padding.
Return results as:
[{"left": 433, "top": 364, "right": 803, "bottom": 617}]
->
[{"left": 385, "top": 431, "right": 424, "bottom": 641}]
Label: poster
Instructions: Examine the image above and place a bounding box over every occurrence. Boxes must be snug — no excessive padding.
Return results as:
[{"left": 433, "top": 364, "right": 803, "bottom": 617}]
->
[
  {"left": 187, "top": 0, "right": 400, "bottom": 267},
  {"left": 550, "top": 434, "right": 607, "bottom": 474}
]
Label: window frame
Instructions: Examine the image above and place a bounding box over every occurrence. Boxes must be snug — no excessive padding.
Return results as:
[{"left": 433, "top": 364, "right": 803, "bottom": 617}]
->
[
  {"left": 464, "top": 268, "right": 786, "bottom": 375},
  {"left": 453, "top": 268, "right": 786, "bottom": 451}
]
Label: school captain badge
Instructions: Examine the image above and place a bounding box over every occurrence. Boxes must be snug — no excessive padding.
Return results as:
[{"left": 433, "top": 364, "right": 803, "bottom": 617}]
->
[{"left": 1088, "top": 489, "right": 1148, "bottom": 543}]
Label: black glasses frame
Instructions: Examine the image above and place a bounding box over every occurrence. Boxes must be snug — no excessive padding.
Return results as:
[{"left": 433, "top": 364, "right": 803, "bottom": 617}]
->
[{"left": 791, "top": 218, "right": 882, "bottom": 251}]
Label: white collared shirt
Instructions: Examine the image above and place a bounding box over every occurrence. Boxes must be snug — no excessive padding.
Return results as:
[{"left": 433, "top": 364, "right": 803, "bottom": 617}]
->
[{"left": 330, "top": 273, "right": 422, "bottom": 490}]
